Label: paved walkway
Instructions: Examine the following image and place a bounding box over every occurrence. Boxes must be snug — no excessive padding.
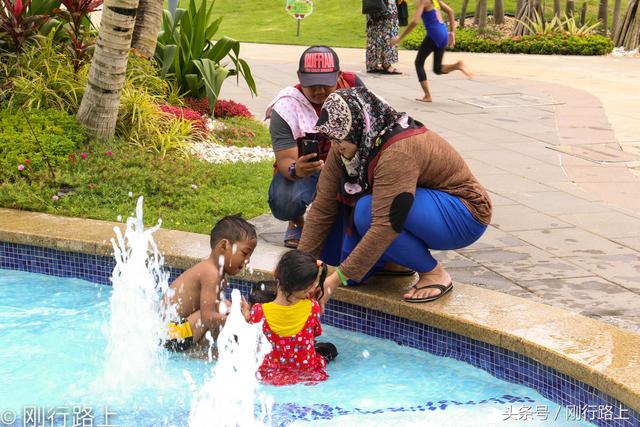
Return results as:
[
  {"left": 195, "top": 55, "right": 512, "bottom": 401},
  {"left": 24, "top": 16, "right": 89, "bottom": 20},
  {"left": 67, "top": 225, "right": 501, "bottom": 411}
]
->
[{"left": 220, "top": 44, "right": 640, "bottom": 333}]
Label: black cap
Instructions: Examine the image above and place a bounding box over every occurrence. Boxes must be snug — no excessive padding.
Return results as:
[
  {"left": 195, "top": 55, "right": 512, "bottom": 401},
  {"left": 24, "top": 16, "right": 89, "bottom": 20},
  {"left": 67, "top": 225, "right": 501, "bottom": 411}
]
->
[{"left": 298, "top": 46, "right": 340, "bottom": 87}]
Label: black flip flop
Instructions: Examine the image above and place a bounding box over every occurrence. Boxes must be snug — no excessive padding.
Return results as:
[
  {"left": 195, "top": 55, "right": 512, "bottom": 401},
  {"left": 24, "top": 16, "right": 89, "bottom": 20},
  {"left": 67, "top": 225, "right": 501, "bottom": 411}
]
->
[
  {"left": 375, "top": 268, "right": 416, "bottom": 277},
  {"left": 403, "top": 282, "right": 453, "bottom": 303},
  {"left": 380, "top": 68, "right": 403, "bottom": 75}
]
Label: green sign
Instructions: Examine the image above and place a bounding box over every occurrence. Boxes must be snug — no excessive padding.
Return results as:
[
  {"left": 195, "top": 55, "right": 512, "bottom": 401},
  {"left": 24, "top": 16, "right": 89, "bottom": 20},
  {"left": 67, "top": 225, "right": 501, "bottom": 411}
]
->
[{"left": 285, "top": 0, "right": 313, "bottom": 19}]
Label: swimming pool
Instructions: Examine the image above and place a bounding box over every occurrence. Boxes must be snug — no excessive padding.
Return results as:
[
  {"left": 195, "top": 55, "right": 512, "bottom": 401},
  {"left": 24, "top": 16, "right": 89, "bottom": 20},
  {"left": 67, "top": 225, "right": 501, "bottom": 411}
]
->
[{"left": 0, "top": 269, "right": 595, "bottom": 426}]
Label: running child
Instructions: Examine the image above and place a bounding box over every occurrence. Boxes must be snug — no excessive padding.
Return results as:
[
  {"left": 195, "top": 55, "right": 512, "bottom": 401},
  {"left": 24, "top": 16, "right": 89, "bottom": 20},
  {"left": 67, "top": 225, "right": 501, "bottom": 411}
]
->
[{"left": 390, "top": 0, "right": 474, "bottom": 102}]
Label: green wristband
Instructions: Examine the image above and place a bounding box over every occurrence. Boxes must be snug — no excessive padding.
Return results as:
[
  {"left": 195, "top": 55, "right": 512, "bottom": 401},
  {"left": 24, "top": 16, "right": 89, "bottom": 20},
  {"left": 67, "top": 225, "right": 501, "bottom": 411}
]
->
[{"left": 336, "top": 268, "right": 348, "bottom": 286}]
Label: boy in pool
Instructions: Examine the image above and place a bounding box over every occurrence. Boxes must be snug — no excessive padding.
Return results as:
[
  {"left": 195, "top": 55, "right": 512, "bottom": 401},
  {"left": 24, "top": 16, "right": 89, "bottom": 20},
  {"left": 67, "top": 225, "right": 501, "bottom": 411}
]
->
[{"left": 163, "top": 215, "right": 257, "bottom": 352}]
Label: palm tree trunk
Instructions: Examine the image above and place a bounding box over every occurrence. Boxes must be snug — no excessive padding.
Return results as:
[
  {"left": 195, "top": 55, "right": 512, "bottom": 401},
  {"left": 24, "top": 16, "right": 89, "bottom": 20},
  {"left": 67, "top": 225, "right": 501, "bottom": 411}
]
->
[
  {"left": 474, "top": 0, "right": 481, "bottom": 24},
  {"left": 580, "top": 1, "right": 587, "bottom": 25},
  {"left": 513, "top": 0, "right": 541, "bottom": 35},
  {"left": 553, "top": 0, "right": 561, "bottom": 16},
  {"left": 566, "top": 0, "right": 575, "bottom": 17},
  {"left": 516, "top": 0, "right": 525, "bottom": 19},
  {"left": 613, "top": 0, "right": 640, "bottom": 49},
  {"left": 598, "top": 0, "right": 609, "bottom": 33},
  {"left": 612, "top": 0, "right": 622, "bottom": 35},
  {"left": 77, "top": 0, "right": 140, "bottom": 141},
  {"left": 494, "top": 0, "right": 504, "bottom": 24},
  {"left": 477, "top": 0, "right": 488, "bottom": 30},
  {"left": 131, "top": 0, "right": 163, "bottom": 58},
  {"left": 459, "top": 0, "right": 470, "bottom": 27}
]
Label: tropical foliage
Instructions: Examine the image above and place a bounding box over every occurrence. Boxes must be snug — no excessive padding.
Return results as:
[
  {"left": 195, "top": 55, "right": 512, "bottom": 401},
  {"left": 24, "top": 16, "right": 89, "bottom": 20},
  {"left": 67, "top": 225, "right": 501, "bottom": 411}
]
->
[
  {"left": 0, "top": 0, "right": 58, "bottom": 52},
  {"left": 518, "top": 11, "right": 602, "bottom": 36},
  {"left": 155, "top": 0, "right": 257, "bottom": 116}
]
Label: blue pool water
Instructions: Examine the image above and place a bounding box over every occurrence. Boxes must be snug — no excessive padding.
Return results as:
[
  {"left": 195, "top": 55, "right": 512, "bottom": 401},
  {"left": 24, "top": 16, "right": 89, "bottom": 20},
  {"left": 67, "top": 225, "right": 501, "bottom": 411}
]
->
[{"left": 0, "top": 269, "right": 594, "bottom": 426}]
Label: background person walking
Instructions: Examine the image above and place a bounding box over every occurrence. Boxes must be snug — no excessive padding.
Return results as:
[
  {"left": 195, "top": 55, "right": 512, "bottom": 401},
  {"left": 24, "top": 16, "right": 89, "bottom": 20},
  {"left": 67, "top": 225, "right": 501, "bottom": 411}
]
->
[
  {"left": 366, "top": 0, "right": 402, "bottom": 74},
  {"left": 390, "top": 0, "right": 474, "bottom": 102}
]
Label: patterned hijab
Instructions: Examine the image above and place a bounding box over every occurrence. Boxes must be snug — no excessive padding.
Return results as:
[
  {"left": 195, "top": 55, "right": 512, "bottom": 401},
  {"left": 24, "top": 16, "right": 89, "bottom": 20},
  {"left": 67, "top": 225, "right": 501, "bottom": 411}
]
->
[{"left": 315, "top": 87, "right": 404, "bottom": 197}]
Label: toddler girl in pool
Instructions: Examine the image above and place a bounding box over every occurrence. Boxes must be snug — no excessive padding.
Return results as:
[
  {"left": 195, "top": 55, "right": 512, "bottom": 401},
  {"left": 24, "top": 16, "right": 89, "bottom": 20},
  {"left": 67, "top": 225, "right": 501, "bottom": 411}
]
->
[{"left": 247, "top": 250, "right": 332, "bottom": 385}]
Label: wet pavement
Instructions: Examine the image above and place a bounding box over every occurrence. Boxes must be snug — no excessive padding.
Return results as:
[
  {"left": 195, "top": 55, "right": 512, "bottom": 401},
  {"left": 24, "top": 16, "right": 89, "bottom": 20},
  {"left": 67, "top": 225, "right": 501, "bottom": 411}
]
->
[{"left": 220, "top": 44, "right": 640, "bottom": 334}]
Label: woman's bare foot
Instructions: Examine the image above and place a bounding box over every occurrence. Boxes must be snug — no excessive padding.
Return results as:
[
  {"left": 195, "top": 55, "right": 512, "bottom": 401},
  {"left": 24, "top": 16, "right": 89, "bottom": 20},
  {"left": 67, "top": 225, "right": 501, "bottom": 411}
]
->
[
  {"left": 403, "top": 262, "right": 452, "bottom": 301},
  {"left": 416, "top": 96, "right": 432, "bottom": 103},
  {"left": 457, "top": 61, "right": 475, "bottom": 79}
]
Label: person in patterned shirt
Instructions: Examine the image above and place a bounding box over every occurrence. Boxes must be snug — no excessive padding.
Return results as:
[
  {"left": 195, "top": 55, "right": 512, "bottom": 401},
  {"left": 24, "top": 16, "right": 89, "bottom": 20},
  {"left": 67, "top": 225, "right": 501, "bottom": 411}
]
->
[{"left": 248, "top": 250, "right": 333, "bottom": 385}]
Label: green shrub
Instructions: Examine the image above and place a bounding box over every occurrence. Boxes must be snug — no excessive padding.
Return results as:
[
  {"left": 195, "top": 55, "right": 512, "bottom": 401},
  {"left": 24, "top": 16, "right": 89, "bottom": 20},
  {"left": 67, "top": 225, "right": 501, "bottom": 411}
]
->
[
  {"left": 402, "top": 27, "right": 613, "bottom": 55},
  {"left": 402, "top": 25, "right": 426, "bottom": 51},
  {"left": 0, "top": 108, "right": 86, "bottom": 182}
]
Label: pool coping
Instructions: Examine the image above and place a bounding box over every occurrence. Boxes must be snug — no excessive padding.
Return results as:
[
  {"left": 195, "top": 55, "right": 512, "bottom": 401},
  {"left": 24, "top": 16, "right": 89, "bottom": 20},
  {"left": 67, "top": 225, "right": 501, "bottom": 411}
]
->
[{"left": 1, "top": 207, "right": 639, "bottom": 415}]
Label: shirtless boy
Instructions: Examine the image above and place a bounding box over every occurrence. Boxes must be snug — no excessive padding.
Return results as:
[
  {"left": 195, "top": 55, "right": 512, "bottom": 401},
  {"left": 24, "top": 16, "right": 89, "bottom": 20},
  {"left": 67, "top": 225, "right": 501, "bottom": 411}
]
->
[{"left": 164, "top": 215, "right": 257, "bottom": 351}]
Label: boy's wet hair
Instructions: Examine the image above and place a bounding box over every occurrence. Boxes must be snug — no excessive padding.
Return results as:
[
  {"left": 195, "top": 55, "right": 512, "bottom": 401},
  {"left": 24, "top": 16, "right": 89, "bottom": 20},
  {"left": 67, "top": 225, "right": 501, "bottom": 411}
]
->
[
  {"left": 249, "top": 280, "right": 277, "bottom": 305},
  {"left": 274, "top": 250, "right": 327, "bottom": 302},
  {"left": 210, "top": 214, "right": 257, "bottom": 249}
]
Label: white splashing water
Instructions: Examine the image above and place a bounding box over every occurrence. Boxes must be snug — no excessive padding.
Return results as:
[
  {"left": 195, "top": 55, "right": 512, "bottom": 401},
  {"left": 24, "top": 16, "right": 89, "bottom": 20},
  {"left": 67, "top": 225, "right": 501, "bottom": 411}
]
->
[
  {"left": 102, "top": 196, "right": 174, "bottom": 395},
  {"left": 187, "top": 289, "right": 273, "bottom": 427}
]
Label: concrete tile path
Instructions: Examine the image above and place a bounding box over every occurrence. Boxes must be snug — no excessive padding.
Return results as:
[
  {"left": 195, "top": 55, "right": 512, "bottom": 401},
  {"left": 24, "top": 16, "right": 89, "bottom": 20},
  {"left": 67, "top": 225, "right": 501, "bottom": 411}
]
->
[{"left": 220, "top": 44, "right": 640, "bottom": 334}]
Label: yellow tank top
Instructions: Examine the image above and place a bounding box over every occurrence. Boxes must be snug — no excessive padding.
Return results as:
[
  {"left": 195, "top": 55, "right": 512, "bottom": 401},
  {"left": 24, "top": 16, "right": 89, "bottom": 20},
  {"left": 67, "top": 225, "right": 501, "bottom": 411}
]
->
[{"left": 262, "top": 299, "right": 312, "bottom": 337}]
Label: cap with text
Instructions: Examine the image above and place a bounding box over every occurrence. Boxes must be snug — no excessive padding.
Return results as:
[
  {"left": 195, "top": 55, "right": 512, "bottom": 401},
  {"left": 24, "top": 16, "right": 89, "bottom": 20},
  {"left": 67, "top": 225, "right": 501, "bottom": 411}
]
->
[{"left": 298, "top": 45, "right": 341, "bottom": 87}]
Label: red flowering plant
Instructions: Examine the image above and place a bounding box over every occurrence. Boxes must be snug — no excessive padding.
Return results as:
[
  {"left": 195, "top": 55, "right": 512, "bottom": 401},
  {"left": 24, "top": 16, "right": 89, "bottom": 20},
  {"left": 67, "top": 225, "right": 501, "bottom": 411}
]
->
[
  {"left": 185, "top": 97, "right": 211, "bottom": 116},
  {"left": 214, "top": 99, "right": 252, "bottom": 119},
  {"left": 57, "top": 0, "right": 103, "bottom": 72},
  {"left": 158, "top": 105, "right": 209, "bottom": 138},
  {"left": 0, "top": 0, "right": 56, "bottom": 53}
]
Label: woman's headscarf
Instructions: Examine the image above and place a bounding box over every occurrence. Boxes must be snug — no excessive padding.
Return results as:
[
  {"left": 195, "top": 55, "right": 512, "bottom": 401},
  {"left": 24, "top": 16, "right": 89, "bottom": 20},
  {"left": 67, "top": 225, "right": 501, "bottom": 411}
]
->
[{"left": 315, "top": 87, "right": 404, "bottom": 197}]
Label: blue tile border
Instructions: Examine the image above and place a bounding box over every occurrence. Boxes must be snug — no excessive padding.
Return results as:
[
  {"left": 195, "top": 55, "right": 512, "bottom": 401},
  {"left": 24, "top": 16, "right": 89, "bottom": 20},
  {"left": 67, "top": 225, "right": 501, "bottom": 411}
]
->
[
  {"left": 1, "top": 241, "right": 639, "bottom": 427},
  {"left": 0, "top": 241, "right": 184, "bottom": 286}
]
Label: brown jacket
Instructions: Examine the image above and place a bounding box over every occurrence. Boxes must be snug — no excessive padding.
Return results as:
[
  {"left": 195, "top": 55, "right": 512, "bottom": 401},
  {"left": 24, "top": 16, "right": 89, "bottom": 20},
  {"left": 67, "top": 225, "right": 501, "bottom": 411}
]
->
[{"left": 298, "top": 129, "right": 492, "bottom": 282}]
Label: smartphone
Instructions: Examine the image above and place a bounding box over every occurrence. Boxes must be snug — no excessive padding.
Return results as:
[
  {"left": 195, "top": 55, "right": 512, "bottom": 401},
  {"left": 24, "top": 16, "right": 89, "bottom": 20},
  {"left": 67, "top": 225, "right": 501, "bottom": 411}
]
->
[{"left": 301, "top": 139, "right": 320, "bottom": 162}]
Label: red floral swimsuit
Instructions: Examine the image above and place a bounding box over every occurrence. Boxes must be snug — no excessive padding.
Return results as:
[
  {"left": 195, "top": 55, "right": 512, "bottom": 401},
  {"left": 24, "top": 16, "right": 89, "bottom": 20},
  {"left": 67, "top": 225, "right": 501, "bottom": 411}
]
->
[{"left": 249, "top": 300, "right": 328, "bottom": 386}]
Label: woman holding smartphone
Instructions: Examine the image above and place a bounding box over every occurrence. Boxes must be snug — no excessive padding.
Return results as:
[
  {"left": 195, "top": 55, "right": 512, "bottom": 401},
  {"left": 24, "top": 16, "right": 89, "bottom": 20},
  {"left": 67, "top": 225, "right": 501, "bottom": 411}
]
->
[{"left": 298, "top": 87, "right": 492, "bottom": 307}]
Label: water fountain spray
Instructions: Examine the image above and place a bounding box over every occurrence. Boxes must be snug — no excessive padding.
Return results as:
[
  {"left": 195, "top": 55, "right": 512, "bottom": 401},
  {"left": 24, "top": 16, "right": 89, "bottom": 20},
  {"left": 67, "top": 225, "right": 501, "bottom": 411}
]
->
[
  {"left": 187, "top": 289, "right": 273, "bottom": 427},
  {"left": 102, "top": 196, "right": 174, "bottom": 395}
]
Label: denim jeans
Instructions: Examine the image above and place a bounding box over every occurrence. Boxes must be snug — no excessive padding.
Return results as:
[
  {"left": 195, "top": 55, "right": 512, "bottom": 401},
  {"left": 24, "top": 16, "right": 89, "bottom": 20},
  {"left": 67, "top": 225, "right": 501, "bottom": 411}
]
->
[{"left": 268, "top": 171, "right": 319, "bottom": 221}]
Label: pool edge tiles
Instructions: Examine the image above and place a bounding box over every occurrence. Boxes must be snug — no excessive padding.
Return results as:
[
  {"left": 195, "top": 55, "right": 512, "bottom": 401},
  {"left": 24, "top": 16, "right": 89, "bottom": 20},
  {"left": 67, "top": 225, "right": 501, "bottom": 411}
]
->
[{"left": 1, "top": 241, "right": 639, "bottom": 427}]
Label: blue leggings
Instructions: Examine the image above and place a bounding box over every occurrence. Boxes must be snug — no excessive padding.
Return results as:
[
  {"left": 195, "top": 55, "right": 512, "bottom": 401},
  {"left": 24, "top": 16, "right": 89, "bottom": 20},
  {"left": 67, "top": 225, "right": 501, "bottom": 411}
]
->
[{"left": 320, "top": 188, "right": 487, "bottom": 283}]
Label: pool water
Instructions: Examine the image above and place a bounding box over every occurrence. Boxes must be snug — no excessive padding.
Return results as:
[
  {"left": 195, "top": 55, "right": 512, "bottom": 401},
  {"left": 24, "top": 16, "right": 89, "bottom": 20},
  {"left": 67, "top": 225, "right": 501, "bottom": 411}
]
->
[{"left": 0, "top": 269, "right": 593, "bottom": 426}]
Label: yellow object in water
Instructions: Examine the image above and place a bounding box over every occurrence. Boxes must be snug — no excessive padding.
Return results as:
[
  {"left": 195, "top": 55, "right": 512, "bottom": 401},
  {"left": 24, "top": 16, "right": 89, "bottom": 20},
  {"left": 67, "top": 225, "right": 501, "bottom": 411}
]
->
[{"left": 168, "top": 320, "right": 193, "bottom": 340}]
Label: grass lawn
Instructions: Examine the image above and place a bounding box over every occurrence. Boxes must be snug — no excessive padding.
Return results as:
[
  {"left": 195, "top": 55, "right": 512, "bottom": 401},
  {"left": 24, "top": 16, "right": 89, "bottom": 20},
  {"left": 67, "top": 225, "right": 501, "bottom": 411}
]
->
[
  {"left": 1, "top": 118, "right": 274, "bottom": 234},
  {"left": 212, "top": 0, "right": 625, "bottom": 48}
]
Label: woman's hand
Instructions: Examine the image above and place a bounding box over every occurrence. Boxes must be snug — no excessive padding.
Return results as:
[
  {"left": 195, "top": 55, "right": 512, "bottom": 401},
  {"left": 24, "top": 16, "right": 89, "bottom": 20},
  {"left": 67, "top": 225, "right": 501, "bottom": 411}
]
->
[
  {"left": 315, "top": 271, "right": 341, "bottom": 314},
  {"left": 448, "top": 32, "right": 456, "bottom": 48},
  {"left": 390, "top": 36, "right": 401, "bottom": 47}
]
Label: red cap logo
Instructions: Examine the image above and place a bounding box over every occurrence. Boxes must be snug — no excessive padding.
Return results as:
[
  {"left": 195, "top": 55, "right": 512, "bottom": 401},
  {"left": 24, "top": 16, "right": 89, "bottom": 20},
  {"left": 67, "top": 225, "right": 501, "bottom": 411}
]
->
[{"left": 303, "top": 52, "right": 335, "bottom": 73}]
